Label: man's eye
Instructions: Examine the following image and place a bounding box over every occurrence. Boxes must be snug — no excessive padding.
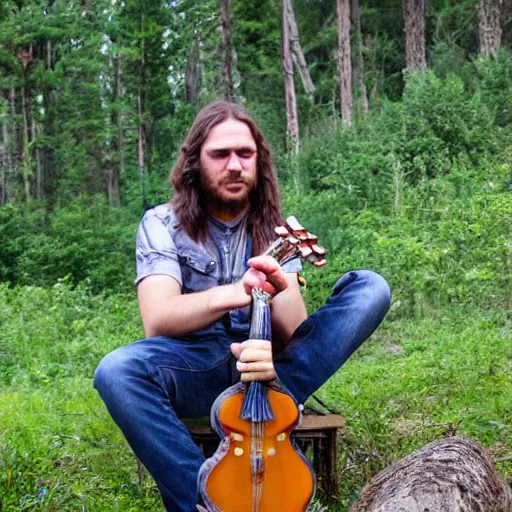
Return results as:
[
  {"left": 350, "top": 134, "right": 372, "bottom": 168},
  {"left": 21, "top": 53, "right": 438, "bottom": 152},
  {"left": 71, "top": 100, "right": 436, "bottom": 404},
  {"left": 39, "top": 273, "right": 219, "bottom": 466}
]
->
[
  {"left": 237, "top": 150, "right": 254, "bottom": 158},
  {"left": 213, "top": 151, "right": 229, "bottom": 158}
]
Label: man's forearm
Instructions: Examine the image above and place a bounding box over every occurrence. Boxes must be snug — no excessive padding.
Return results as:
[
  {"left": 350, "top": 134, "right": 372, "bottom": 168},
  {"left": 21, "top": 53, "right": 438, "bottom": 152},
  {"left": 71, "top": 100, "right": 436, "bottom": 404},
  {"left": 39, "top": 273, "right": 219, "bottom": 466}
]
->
[
  {"left": 139, "top": 281, "right": 249, "bottom": 338},
  {"left": 270, "top": 277, "right": 308, "bottom": 346}
]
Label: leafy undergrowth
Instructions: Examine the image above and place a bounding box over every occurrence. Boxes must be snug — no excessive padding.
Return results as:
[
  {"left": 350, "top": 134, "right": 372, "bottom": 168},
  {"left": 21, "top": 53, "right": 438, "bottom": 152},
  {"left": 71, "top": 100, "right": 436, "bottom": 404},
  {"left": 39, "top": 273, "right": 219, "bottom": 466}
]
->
[
  {"left": 1, "top": 284, "right": 511, "bottom": 511},
  {"left": 319, "top": 307, "right": 512, "bottom": 510}
]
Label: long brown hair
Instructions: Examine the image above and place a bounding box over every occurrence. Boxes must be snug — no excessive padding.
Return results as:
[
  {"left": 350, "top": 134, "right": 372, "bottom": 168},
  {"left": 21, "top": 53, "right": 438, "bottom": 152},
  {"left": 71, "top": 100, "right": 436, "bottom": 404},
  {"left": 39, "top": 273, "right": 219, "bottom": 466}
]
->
[{"left": 170, "top": 100, "right": 282, "bottom": 255}]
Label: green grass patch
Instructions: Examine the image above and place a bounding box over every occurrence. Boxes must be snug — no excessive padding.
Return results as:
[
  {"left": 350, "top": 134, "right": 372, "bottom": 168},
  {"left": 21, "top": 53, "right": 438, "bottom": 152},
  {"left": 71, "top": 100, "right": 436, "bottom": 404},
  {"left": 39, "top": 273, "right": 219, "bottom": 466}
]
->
[{"left": 1, "top": 283, "right": 511, "bottom": 510}]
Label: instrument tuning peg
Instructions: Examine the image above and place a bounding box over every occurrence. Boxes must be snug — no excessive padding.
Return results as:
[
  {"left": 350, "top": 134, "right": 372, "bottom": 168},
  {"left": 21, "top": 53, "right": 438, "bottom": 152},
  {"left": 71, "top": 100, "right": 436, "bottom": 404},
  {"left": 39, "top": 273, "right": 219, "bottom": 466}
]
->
[
  {"left": 311, "top": 244, "right": 326, "bottom": 256},
  {"left": 285, "top": 216, "right": 305, "bottom": 232},
  {"left": 274, "top": 226, "right": 289, "bottom": 237}
]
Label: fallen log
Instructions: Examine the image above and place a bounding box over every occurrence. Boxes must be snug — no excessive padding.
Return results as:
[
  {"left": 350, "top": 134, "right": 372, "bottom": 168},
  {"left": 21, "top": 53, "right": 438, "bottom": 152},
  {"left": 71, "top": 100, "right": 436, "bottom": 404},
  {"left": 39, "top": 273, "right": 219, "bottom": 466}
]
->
[{"left": 351, "top": 437, "right": 512, "bottom": 512}]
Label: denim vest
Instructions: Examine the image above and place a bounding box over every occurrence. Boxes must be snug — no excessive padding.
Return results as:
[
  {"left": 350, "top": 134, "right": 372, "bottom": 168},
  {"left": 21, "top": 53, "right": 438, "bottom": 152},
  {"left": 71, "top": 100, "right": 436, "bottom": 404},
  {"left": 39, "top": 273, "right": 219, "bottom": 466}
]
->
[{"left": 136, "top": 204, "right": 252, "bottom": 338}]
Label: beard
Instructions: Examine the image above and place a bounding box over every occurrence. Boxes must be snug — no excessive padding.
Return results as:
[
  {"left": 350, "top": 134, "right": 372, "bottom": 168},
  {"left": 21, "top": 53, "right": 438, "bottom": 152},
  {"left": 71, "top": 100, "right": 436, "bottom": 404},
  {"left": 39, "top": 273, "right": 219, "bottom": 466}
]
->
[{"left": 200, "top": 175, "right": 255, "bottom": 219}]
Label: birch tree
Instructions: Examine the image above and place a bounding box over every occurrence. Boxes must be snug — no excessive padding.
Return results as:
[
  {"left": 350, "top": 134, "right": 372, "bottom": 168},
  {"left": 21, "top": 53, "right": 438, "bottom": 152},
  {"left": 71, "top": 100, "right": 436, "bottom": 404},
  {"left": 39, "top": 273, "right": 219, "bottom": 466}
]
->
[
  {"left": 282, "top": 0, "right": 300, "bottom": 156},
  {"left": 221, "top": 0, "right": 235, "bottom": 102},
  {"left": 286, "top": 0, "right": 315, "bottom": 101},
  {"left": 351, "top": 0, "right": 369, "bottom": 113},
  {"left": 337, "top": 0, "right": 352, "bottom": 128}
]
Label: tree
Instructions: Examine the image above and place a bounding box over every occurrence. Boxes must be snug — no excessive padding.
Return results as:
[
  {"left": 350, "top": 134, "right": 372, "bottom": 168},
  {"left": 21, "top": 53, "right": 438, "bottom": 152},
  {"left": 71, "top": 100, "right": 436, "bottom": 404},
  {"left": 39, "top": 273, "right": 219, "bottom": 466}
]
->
[
  {"left": 351, "top": 0, "right": 369, "bottom": 113},
  {"left": 352, "top": 437, "right": 512, "bottom": 511},
  {"left": 403, "top": 0, "right": 427, "bottom": 71},
  {"left": 221, "top": 0, "right": 235, "bottom": 101},
  {"left": 337, "top": 0, "right": 352, "bottom": 127},
  {"left": 286, "top": 0, "right": 316, "bottom": 101},
  {"left": 282, "top": 0, "right": 300, "bottom": 156},
  {"left": 478, "top": 0, "right": 503, "bottom": 58}
]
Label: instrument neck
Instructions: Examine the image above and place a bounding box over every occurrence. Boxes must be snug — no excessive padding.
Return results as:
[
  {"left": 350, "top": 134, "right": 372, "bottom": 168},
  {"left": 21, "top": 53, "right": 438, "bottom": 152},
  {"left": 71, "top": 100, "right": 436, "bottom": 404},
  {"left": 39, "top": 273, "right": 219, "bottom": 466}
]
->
[{"left": 249, "top": 289, "right": 272, "bottom": 342}]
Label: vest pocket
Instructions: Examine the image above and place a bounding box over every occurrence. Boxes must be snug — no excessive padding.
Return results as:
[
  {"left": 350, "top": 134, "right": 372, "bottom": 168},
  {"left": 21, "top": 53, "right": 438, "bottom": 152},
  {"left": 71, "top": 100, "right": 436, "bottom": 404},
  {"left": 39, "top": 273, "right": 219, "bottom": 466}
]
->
[{"left": 179, "top": 252, "right": 218, "bottom": 293}]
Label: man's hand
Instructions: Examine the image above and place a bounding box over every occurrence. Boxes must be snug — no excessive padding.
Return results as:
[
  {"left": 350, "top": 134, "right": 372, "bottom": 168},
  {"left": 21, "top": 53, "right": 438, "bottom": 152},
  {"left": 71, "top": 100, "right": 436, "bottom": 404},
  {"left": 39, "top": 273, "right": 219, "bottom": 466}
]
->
[
  {"left": 230, "top": 339, "right": 277, "bottom": 382},
  {"left": 238, "top": 255, "right": 289, "bottom": 299}
]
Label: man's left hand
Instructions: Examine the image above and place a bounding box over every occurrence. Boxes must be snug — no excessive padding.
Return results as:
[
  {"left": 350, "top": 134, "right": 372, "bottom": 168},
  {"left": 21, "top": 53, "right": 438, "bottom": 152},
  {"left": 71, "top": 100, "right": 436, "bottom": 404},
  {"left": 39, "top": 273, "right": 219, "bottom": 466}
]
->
[
  {"left": 230, "top": 339, "right": 276, "bottom": 382},
  {"left": 247, "top": 255, "right": 289, "bottom": 297}
]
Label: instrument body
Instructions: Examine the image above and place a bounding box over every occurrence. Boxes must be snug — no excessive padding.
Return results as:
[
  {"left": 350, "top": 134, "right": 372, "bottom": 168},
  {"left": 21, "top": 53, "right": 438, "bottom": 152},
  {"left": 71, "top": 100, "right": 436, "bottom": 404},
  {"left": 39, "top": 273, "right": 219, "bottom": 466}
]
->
[{"left": 198, "top": 218, "right": 326, "bottom": 512}]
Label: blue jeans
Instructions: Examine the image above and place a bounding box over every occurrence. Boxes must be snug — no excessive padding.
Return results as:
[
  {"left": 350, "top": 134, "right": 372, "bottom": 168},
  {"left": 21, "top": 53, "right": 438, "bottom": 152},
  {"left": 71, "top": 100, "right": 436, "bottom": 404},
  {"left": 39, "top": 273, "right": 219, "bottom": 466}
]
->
[{"left": 94, "top": 270, "right": 390, "bottom": 511}]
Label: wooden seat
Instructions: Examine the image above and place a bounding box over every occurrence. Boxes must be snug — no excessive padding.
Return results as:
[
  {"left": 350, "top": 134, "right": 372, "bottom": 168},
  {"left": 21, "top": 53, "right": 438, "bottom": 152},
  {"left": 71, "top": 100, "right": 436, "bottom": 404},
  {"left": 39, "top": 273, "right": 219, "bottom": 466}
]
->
[{"left": 183, "top": 413, "right": 345, "bottom": 500}]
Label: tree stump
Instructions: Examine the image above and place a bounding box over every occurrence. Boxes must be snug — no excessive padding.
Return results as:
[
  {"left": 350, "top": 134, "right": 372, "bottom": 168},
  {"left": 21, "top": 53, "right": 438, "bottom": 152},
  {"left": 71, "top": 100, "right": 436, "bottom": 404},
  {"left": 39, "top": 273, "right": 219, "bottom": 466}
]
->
[{"left": 351, "top": 437, "right": 512, "bottom": 512}]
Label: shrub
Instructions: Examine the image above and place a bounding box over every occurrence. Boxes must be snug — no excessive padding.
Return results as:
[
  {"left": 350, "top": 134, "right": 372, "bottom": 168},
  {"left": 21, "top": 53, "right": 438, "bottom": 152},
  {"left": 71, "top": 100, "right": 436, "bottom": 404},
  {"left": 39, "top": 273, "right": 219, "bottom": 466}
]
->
[{"left": 0, "top": 196, "right": 139, "bottom": 294}]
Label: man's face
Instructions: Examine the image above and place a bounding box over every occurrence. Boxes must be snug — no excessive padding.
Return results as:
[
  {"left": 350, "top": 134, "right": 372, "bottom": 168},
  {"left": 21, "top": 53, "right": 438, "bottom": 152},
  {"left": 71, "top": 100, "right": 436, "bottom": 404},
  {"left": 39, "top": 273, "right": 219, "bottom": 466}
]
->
[{"left": 199, "top": 118, "right": 257, "bottom": 217}]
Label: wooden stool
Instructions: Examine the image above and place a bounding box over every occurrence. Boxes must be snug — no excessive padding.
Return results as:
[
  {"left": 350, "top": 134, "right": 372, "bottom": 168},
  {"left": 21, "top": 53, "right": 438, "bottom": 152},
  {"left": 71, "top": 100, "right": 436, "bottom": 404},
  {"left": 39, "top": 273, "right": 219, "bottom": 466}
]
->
[{"left": 183, "top": 413, "right": 345, "bottom": 500}]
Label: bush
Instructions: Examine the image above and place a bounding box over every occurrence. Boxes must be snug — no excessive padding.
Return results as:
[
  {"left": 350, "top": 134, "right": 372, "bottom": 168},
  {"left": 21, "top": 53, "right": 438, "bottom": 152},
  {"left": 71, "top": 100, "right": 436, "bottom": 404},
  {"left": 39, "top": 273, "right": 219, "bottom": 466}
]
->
[
  {"left": 293, "top": 70, "right": 500, "bottom": 214},
  {"left": 283, "top": 181, "right": 512, "bottom": 316},
  {"left": 0, "top": 196, "right": 139, "bottom": 294}
]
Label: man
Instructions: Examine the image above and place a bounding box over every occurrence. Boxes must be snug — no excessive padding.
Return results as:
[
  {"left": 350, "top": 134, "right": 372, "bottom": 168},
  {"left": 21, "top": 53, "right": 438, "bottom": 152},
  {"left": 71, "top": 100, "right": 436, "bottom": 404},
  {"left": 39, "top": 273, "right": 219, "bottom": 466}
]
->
[{"left": 94, "top": 100, "right": 391, "bottom": 511}]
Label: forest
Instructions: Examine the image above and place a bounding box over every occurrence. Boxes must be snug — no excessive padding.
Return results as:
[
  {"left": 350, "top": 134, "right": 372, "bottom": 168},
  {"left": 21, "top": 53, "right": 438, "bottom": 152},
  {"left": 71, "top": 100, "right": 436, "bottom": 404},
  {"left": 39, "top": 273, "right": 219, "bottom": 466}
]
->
[{"left": 1, "top": 0, "right": 512, "bottom": 510}]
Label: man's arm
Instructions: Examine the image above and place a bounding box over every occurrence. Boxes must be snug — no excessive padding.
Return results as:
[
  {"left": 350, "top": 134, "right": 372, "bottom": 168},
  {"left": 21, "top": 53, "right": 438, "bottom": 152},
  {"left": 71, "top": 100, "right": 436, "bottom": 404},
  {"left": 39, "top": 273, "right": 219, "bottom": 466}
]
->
[
  {"left": 270, "top": 272, "right": 307, "bottom": 345},
  {"left": 137, "top": 259, "right": 283, "bottom": 338}
]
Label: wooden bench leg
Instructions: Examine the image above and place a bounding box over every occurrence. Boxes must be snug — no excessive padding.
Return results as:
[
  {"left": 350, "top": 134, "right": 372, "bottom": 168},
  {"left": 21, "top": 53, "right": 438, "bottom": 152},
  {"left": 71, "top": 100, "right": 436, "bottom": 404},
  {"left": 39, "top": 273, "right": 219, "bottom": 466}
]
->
[{"left": 316, "top": 430, "right": 338, "bottom": 500}]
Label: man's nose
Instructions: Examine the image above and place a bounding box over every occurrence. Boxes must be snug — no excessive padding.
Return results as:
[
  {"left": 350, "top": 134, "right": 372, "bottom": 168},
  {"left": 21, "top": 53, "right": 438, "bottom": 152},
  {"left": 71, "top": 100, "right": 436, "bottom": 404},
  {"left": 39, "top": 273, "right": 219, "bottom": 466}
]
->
[{"left": 226, "top": 152, "right": 243, "bottom": 172}]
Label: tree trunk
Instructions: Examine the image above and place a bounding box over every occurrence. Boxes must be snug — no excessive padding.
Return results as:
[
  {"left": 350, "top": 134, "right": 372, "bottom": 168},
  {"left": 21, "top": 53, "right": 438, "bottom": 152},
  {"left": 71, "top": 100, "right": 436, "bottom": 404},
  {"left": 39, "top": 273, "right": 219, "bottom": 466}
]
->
[
  {"left": 286, "top": 0, "right": 315, "bottom": 101},
  {"left": 221, "top": 0, "right": 235, "bottom": 102},
  {"left": 282, "top": 0, "right": 300, "bottom": 156},
  {"left": 351, "top": 0, "right": 369, "bottom": 113},
  {"left": 21, "top": 83, "right": 32, "bottom": 203},
  {"left": 31, "top": 115, "right": 43, "bottom": 200},
  {"left": 1, "top": 92, "right": 14, "bottom": 205},
  {"left": 185, "top": 31, "right": 201, "bottom": 106},
  {"left": 352, "top": 437, "right": 512, "bottom": 512},
  {"left": 0, "top": 125, "right": 7, "bottom": 205},
  {"left": 403, "top": 0, "right": 427, "bottom": 72},
  {"left": 479, "top": 0, "right": 503, "bottom": 58},
  {"left": 137, "top": 91, "right": 146, "bottom": 210},
  {"left": 9, "top": 87, "right": 20, "bottom": 174},
  {"left": 337, "top": 0, "right": 352, "bottom": 128},
  {"left": 108, "top": 54, "right": 123, "bottom": 207}
]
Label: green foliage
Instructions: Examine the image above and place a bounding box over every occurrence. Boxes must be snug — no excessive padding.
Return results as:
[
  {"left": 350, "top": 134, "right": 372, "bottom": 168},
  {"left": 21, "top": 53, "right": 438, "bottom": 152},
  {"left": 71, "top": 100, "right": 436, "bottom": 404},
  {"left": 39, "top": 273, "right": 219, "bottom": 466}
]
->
[
  {"left": 283, "top": 163, "right": 512, "bottom": 317},
  {"left": 0, "top": 284, "right": 511, "bottom": 510},
  {"left": 292, "top": 69, "right": 501, "bottom": 210},
  {"left": 321, "top": 308, "right": 512, "bottom": 509},
  {"left": 0, "top": 197, "right": 139, "bottom": 294}
]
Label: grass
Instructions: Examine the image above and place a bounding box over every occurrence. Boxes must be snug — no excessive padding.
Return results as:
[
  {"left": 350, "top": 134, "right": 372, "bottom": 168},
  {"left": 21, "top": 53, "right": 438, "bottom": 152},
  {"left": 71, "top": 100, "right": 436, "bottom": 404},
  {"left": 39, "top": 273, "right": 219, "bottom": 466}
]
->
[{"left": 0, "top": 283, "right": 511, "bottom": 511}]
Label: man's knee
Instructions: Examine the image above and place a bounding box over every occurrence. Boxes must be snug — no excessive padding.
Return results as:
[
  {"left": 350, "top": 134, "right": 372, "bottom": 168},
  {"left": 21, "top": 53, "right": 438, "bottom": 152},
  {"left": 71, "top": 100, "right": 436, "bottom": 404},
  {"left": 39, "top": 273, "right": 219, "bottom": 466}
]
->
[
  {"left": 94, "top": 345, "right": 142, "bottom": 394},
  {"left": 333, "top": 270, "right": 391, "bottom": 314},
  {"left": 358, "top": 270, "right": 391, "bottom": 309}
]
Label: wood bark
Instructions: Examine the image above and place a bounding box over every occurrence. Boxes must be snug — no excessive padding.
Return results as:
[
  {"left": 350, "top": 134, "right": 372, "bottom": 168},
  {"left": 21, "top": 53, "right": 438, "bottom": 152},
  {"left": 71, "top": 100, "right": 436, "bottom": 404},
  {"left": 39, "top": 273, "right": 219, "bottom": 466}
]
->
[
  {"left": 8, "top": 87, "right": 18, "bottom": 164},
  {"left": 286, "top": 0, "right": 315, "bottom": 100},
  {"left": 31, "top": 114, "right": 43, "bottom": 200},
  {"left": 479, "top": 0, "right": 503, "bottom": 58},
  {"left": 337, "top": 0, "right": 352, "bottom": 128},
  {"left": 352, "top": 437, "right": 512, "bottom": 512},
  {"left": 351, "top": 0, "right": 368, "bottom": 113},
  {"left": 0, "top": 124, "right": 7, "bottom": 205},
  {"left": 21, "top": 83, "right": 32, "bottom": 202},
  {"left": 107, "top": 54, "right": 123, "bottom": 207},
  {"left": 185, "top": 32, "right": 201, "bottom": 106},
  {"left": 1, "top": 92, "right": 14, "bottom": 205},
  {"left": 403, "top": 0, "right": 427, "bottom": 72},
  {"left": 137, "top": 90, "right": 145, "bottom": 209},
  {"left": 221, "top": 0, "right": 235, "bottom": 102},
  {"left": 282, "top": 0, "right": 299, "bottom": 156}
]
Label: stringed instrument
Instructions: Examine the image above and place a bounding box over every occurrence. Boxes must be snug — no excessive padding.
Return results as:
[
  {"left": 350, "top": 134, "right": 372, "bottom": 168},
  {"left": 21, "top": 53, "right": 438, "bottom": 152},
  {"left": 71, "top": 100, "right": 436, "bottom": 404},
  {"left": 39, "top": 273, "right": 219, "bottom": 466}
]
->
[{"left": 198, "top": 217, "right": 326, "bottom": 512}]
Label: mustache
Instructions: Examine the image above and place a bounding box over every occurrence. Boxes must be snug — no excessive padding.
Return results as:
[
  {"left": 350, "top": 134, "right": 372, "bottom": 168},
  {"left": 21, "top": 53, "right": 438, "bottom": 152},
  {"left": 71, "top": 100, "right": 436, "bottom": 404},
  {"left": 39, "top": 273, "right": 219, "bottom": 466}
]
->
[{"left": 221, "top": 178, "right": 248, "bottom": 185}]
